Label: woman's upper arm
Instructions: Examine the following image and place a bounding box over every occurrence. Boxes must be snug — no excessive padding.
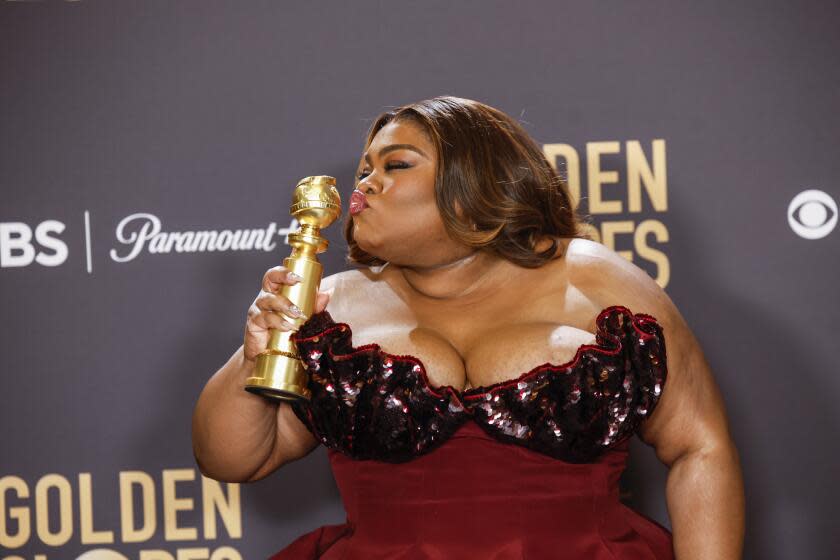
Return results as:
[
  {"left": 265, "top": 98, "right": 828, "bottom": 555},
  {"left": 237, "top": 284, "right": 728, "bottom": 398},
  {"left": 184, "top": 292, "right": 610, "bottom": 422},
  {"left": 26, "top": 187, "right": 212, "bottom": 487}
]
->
[
  {"left": 570, "top": 241, "right": 736, "bottom": 466},
  {"left": 245, "top": 402, "right": 320, "bottom": 481},
  {"left": 635, "top": 300, "right": 734, "bottom": 466}
]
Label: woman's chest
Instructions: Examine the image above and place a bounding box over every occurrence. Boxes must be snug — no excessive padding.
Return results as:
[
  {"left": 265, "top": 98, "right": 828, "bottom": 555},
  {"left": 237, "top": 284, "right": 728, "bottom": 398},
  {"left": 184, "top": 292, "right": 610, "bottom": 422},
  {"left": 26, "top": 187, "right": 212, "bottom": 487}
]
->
[{"left": 331, "top": 298, "right": 602, "bottom": 391}]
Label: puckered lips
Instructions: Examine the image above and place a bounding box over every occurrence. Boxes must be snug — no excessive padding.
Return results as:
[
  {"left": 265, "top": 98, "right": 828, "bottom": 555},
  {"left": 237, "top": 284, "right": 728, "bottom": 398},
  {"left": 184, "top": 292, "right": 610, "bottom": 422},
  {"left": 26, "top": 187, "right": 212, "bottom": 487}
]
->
[{"left": 349, "top": 189, "right": 369, "bottom": 215}]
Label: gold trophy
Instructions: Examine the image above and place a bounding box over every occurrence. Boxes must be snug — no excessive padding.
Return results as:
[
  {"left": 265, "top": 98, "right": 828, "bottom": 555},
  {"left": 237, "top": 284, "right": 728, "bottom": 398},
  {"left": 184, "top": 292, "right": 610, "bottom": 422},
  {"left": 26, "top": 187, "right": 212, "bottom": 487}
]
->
[{"left": 245, "top": 175, "right": 341, "bottom": 401}]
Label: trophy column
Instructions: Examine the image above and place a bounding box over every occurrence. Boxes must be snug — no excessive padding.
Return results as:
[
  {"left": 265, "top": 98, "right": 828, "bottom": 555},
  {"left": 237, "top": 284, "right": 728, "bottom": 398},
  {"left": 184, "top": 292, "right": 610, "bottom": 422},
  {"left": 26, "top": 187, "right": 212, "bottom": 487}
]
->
[{"left": 245, "top": 175, "right": 341, "bottom": 401}]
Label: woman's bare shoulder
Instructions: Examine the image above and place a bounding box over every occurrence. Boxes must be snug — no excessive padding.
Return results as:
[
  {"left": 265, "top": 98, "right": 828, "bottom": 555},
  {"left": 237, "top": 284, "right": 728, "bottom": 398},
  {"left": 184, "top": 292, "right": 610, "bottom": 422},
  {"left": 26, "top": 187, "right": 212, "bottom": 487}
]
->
[
  {"left": 564, "top": 237, "right": 635, "bottom": 276},
  {"left": 319, "top": 265, "right": 391, "bottom": 319},
  {"left": 320, "top": 265, "right": 386, "bottom": 292},
  {"left": 562, "top": 237, "right": 666, "bottom": 311}
]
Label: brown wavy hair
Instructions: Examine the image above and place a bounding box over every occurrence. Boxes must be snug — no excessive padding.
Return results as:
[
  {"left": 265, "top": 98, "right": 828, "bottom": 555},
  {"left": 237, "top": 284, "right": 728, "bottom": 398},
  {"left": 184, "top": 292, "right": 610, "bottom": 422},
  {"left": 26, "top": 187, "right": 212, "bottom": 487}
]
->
[{"left": 344, "top": 96, "right": 592, "bottom": 268}]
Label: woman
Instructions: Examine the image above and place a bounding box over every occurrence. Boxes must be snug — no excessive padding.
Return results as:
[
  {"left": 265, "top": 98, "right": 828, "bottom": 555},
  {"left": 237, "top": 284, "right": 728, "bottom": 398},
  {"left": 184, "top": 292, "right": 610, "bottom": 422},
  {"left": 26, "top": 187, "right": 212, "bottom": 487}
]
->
[{"left": 192, "top": 96, "right": 745, "bottom": 559}]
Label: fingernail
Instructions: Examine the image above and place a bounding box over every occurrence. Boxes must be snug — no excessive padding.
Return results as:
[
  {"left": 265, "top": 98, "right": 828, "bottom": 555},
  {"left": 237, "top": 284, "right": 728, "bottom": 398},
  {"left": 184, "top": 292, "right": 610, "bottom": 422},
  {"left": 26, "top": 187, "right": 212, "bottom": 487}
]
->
[
  {"left": 288, "top": 272, "right": 303, "bottom": 282},
  {"left": 289, "top": 304, "right": 303, "bottom": 317}
]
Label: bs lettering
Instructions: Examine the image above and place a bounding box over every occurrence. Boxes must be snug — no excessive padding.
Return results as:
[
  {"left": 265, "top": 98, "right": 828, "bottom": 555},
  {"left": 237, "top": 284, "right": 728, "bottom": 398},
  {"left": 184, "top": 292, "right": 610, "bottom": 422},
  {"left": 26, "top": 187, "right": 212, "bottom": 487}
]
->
[{"left": 0, "top": 221, "right": 68, "bottom": 268}]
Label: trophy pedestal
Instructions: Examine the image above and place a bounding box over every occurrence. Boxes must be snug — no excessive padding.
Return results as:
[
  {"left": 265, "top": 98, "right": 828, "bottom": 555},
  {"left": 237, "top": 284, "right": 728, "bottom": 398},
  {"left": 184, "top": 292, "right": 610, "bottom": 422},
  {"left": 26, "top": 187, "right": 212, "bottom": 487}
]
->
[
  {"left": 243, "top": 175, "right": 340, "bottom": 402},
  {"left": 246, "top": 350, "right": 311, "bottom": 401}
]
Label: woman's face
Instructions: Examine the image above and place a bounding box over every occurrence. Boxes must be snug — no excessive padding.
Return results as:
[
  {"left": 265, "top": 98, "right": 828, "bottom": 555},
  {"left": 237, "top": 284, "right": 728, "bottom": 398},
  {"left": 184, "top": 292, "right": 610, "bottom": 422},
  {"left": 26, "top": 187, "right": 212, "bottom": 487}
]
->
[{"left": 352, "top": 119, "right": 474, "bottom": 267}]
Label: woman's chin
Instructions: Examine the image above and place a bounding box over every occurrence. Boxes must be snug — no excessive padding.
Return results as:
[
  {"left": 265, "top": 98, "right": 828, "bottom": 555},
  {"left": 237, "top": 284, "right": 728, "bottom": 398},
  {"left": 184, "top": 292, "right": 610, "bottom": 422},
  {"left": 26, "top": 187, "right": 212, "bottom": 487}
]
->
[{"left": 354, "top": 233, "right": 386, "bottom": 259}]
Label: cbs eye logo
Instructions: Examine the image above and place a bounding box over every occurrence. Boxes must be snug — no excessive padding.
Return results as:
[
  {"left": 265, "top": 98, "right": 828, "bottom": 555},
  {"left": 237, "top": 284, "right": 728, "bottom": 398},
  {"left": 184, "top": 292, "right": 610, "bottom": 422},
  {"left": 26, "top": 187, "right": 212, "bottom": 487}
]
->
[{"left": 787, "top": 189, "right": 837, "bottom": 240}]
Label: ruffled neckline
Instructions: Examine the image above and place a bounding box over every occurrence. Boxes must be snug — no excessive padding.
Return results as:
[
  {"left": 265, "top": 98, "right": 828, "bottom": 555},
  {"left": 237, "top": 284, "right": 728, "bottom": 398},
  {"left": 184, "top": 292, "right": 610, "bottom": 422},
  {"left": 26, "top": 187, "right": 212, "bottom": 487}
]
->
[{"left": 291, "top": 305, "right": 664, "bottom": 407}]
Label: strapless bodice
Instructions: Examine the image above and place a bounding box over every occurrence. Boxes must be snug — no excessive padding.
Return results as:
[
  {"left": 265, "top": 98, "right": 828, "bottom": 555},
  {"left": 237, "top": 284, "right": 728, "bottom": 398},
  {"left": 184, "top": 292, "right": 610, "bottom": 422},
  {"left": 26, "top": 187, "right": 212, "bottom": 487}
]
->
[{"left": 289, "top": 305, "right": 667, "bottom": 464}]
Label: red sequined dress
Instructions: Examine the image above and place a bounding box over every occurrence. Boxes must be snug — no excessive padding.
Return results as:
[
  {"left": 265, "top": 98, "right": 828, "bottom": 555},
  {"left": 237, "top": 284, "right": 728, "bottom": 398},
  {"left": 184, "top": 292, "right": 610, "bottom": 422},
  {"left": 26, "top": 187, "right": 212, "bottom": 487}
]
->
[{"left": 269, "top": 306, "right": 673, "bottom": 559}]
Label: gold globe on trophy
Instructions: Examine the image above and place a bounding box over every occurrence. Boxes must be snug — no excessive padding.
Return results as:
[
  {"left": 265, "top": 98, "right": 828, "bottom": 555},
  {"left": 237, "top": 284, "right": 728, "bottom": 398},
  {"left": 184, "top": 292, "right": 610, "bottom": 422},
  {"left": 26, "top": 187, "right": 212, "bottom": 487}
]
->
[{"left": 245, "top": 175, "right": 341, "bottom": 401}]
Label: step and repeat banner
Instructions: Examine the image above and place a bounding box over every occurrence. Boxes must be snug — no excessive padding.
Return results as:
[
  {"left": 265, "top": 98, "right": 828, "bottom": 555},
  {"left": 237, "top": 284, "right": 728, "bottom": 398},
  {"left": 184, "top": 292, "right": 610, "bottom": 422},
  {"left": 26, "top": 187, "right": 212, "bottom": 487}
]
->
[{"left": 1, "top": 2, "right": 838, "bottom": 559}]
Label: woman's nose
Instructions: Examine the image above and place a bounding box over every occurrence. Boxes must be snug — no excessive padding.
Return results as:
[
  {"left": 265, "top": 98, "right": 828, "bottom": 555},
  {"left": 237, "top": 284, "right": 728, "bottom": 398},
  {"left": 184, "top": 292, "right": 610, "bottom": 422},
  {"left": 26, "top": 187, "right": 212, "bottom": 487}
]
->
[{"left": 358, "top": 176, "right": 380, "bottom": 195}]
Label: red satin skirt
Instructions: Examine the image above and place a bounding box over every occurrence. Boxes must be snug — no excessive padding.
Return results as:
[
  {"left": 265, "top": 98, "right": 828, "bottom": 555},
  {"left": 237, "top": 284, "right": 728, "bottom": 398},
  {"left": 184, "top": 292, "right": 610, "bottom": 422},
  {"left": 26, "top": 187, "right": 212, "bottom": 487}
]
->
[{"left": 270, "top": 422, "right": 673, "bottom": 559}]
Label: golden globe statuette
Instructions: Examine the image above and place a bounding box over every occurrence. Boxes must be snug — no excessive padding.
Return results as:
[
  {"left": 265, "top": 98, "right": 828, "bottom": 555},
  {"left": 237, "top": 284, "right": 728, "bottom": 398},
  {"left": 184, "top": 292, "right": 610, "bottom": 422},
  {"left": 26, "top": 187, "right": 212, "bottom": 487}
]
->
[{"left": 245, "top": 175, "right": 341, "bottom": 401}]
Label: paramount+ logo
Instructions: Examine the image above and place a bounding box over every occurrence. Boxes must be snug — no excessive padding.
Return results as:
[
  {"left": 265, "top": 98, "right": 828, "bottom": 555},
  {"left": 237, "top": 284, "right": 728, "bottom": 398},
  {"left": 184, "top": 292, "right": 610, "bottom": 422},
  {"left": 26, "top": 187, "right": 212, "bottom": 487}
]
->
[
  {"left": 0, "top": 213, "right": 298, "bottom": 273},
  {"left": 109, "top": 214, "right": 282, "bottom": 263}
]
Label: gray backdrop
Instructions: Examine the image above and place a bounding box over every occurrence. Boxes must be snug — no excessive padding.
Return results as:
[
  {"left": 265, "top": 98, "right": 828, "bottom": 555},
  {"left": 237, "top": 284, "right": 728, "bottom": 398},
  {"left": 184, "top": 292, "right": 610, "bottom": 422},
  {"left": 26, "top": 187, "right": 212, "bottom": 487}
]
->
[{"left": 1, "top": 1, "right": 839, "bottom": 559}]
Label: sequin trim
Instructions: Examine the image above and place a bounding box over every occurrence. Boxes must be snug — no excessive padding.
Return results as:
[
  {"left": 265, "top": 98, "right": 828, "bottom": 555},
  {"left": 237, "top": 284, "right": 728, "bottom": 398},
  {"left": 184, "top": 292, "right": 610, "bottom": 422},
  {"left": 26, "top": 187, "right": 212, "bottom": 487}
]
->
[
  {"left": 289, "top": 305, "right": 667, "bottom": 463},
  {"left": 293, "top": 323, "right": 466, "bottom": 407},
  {"left": 461, "top": 305, "right": 662, "bottom": 399}
]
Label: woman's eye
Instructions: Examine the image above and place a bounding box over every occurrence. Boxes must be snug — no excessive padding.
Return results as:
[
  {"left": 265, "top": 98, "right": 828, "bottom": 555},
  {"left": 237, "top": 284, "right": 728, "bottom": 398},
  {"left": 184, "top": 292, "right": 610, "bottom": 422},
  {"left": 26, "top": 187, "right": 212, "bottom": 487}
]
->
[
  {"left": 385, "top": 161, "right": 410, "bottom": 171},
  {"left": 356, "top": 161, "right": 410, "bottom": 181}
]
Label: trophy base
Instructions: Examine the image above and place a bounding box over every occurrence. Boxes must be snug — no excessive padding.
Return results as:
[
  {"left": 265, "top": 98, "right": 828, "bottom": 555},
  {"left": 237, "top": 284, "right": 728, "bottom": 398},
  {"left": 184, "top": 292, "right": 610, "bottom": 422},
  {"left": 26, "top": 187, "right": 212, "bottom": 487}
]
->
[
  {"left": 244, "top": 384, "right": 310, "bottom": 402},
  {"left": 245, "top": 351, "right": 311, "bottom": 402}
]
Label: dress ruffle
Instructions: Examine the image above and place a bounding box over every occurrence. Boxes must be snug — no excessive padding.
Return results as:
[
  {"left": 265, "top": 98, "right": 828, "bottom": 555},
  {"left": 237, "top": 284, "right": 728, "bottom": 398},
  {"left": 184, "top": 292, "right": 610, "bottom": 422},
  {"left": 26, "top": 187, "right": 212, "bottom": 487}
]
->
[{"left": 290, "top": 306, "right": 667, "bottom": 463}]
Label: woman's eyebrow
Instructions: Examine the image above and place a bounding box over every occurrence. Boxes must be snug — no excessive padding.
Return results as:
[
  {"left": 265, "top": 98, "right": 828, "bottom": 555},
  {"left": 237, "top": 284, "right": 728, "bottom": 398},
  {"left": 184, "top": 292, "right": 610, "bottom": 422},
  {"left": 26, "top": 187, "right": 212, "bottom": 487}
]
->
[{"left": 363, "top": 143, "right": 428, "bottom": 164}]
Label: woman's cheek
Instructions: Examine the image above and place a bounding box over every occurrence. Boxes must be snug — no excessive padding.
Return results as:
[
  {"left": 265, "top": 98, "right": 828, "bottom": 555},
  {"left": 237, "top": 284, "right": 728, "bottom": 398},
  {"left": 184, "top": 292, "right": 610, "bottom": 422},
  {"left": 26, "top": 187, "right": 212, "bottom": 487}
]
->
[{"left": 354, "top": 220, "right": 386, "bottom": 253}]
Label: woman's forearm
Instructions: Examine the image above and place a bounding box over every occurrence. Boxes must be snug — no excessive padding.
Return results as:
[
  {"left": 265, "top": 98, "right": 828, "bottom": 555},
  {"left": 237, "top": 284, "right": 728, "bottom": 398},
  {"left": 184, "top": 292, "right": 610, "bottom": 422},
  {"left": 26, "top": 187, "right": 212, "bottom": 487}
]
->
[{"left": 666, "top": 441, "right": 745, "bottom": 559}]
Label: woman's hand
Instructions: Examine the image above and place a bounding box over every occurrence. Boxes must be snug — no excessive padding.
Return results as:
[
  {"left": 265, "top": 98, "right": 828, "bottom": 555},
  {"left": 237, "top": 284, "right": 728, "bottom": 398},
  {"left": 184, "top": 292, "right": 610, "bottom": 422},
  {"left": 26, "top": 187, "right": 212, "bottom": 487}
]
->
[{"left": 244, "top": 266, "right": 331, "bottom": 362}]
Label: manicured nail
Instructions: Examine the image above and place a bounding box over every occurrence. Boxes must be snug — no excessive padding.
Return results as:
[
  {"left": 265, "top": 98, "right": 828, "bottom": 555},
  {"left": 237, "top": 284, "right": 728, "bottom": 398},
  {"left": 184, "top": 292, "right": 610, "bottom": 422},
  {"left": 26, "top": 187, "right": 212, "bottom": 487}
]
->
[
  {"left": 288, "top": 272, "right": 303, "bottom": 282},
  {"left": 288, "top": 304, "right": 303, "bottom": 317}
]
